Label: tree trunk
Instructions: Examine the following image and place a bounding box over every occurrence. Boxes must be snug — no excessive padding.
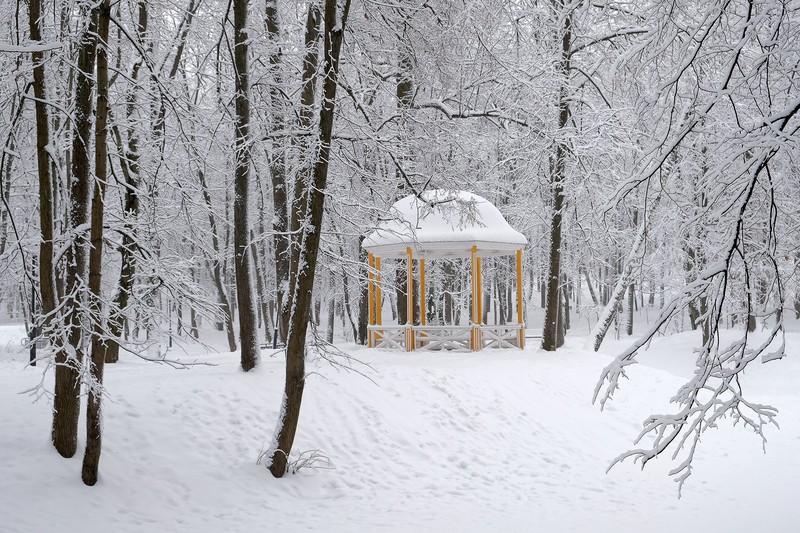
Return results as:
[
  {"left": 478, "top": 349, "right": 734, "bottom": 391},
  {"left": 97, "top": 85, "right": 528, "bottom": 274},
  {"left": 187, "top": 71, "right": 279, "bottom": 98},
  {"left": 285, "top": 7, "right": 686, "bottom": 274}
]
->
[
  {"left": 53, "top": 4, "right": 100, "bottom": 458},
  {"left": 29, "top": 0, "right": 57, "bottom": 334},
  {"left": 282, "top": 4, "right": 321, "bottom": 341},
  {"left": 265, "top": 0, "right": 291, "bottom": 344},
  {"left": 341, "top": 265, "right": 358, "bottom": 341},
  {"left": 250, "top": 232, "right": 272, "bottom": 344},
  {"left": 542, "top": 3, "right": 572, "bottom": 352},
  {"left": 563, "top": 274, "right": 571, "bottom": 332},
  {"left": 82, "top": 0, "right": 111, "bottom": 484},
  {"left": 233, "top": 0, "right": 258, "bottom": 371},
  {"left": 357, "top": 245, "right": 368, "bottom": 344},
  {"left": 581, "top": 266, "right": 598, "bottom": 306},
  {"left": 589, "top": 214, "right": 649, "bottom": 352},
  {"left": 626, "top": 281, "right": 634, "bottom": 336},
  {"left": 326, "top": 297, "right": 335, "bottom": 344},
  {"left": 268, "top": 0, "right": 351, "bottom": 478}
]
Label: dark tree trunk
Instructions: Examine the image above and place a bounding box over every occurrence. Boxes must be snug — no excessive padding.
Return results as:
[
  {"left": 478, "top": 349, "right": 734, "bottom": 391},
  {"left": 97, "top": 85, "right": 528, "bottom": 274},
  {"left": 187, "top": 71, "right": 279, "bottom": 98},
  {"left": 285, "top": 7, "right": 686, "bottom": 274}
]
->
[
  {"left": 542, "top": 3, "right": 571, "bottom": 352},
  {"left": 268, "top": 0, "right": 351, "bottom": 478},
  {"left": 282, "top": 4, "right": 321, "bottom": 341},
  {"left": 626, "top": 281, "right": 634, "bottom": 336},
  {"left": 53, "top": 4, "right": 100, "bottom": 458},
  {"left": 540, "top": 278, "right": 546, "bottom": 308},
  {"left": 29, "top": 0, "right": 57, "bottom": 332},
  {"left": 357, "top": 245, "right": 368, "bottom": 344},
  {"left": 233, "top": 0, "right": 258, "bottom": 371},
  {"left": 563, "top": 274, "right": 570, "bottom": 332},
  {"left": 265, "top": 0, "right": 291, "bottom": 344},
  {"left": 82, "top": 0, "right": 110, "bottom": 485}
]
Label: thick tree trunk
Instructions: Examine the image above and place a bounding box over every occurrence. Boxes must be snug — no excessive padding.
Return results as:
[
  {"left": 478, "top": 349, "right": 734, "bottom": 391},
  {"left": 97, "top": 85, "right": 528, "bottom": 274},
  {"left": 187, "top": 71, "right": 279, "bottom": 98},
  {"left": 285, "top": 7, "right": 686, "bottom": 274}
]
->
[
  {"left": 82, "top": 0, "right": 110, "bottom": 485},
  {"left": 268, "top": 0, "right": 351, "bottom": 478},
  {"left": 542, "top": 3, "right": 571, "bottom": 352},
  {"left": 233, "top": 0, "right": 258, "bottom": 371},
  {"left": 52, "top": 5, "right": 100, "bottom": 458},
  {"left": 29, "top": 0, "right": 57, "bottom": 328}
]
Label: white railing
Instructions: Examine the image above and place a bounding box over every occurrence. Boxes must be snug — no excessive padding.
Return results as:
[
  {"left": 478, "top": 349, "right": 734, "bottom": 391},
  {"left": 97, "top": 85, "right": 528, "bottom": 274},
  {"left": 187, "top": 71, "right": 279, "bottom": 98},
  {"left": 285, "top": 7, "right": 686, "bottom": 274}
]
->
[
  {"left": 369, "top": 323, "right": 524, "bottom": 351},
  {"left": 481, "top": 324, "right": 524, "bottom": 349},
  {"left": 413, "top": 325, "right": 473, "bottom": 352},
  {"left": 368, "top": 325, "right": 405, "bottom": 350}
]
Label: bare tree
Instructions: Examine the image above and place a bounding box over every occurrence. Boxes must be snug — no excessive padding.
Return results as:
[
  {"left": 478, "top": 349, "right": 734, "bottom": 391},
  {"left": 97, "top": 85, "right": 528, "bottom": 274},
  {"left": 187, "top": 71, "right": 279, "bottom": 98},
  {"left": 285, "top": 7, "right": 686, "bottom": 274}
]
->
[
  {"left": 232, "top": 0, "right": 258, "bottom": 371},
  {"left": 594, "top": 0, "right": 799, "bottom": 492},
  {"left": 52, "top": 3, "right": 100, "bottom": 458},
  {"left": 267, "top": 0, "right": 352, "bottom": 478},
  {"left": 81, "top": 0, "right": 111, "bottom": 485}
]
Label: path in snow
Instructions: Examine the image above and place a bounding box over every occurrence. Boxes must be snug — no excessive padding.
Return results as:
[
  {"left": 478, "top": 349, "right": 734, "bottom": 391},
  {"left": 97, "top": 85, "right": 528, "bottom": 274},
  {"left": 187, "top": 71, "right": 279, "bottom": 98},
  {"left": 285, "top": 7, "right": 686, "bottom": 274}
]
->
[{"left": 1, "top": 327, "right": 799, "bottom": 532}]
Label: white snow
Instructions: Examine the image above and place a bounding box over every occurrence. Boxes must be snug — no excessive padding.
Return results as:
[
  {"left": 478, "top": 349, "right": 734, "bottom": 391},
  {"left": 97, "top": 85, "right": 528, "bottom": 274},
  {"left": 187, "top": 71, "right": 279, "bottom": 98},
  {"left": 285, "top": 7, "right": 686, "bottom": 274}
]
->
[
  {"left": 363, "top": 190, "right": 527, "bottom": 259},
  {"left": 1, "top": 324, "right": 799, "bottom": 532},
  {"left": 0, "top": 42, "right": 64, "bottom": 53}
]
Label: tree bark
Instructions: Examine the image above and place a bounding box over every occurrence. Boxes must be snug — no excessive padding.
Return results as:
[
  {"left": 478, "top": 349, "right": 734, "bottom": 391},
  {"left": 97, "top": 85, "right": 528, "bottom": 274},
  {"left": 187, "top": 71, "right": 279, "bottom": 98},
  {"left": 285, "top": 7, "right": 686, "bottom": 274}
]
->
[
  {"left": 52, "top": 4, "right": 100, "bottom": 458},
  {"left": 326, "top": 296, "right": 335, "bottom": 344},
  {"left": 29, "top": 0, "right": 57, "bottom": 329},
  {"left": 82, "top": 0, "right": 111, "bottom": 485},
  {"left": 542, "top": 3, "right": 572, "bottom": 352},
  {"left": 357, "top": 244, "right": 368, "bottom": 344},
  {"left": 281, "top": 4, "right": 321, "bottom": 341},
  {"left": 233, "top": 0, "right": 258, "bottom": 371},
  {"left": 265, "top": 0, "right": 291, "bottom": 345},
  {"left": 268, "top": 0, "right": 351, "bottom": 478}
]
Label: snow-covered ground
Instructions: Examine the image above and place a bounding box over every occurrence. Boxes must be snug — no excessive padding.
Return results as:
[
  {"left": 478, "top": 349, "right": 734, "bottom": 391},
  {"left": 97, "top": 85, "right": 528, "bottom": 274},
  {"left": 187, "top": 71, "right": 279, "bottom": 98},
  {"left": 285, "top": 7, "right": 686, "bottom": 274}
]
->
[{"left": 1, "top": 322, "right": 799, "bottom": 532}]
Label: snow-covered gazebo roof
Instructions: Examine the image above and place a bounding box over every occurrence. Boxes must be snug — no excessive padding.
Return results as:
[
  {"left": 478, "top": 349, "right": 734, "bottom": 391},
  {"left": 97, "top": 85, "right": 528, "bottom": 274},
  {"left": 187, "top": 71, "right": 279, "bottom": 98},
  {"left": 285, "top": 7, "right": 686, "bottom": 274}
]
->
[{"left": 363, "top": 190, "right": 527, "bottom": 259}]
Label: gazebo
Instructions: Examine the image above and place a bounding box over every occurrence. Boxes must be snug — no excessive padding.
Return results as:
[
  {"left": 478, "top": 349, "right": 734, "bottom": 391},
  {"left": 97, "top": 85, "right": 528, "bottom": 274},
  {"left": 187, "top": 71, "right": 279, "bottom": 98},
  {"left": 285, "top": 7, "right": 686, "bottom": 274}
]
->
[{"left": 362, "top": 190, "right": 528, "bottom": 351}]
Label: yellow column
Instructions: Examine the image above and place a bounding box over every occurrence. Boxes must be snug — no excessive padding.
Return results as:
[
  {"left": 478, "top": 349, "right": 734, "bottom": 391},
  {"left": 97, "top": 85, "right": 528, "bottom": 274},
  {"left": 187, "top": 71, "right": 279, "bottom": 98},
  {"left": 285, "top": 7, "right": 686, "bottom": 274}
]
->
[
  {"left": 470, "top": 245, "right": 477, "bottom": 351},
  {"left": 375, "top": 257, "right": 382, "bottom": 326},
  {"left": 516, "top": 249, "right": 524, "bottom": 349},
  {"left": 476, "top": 252, "right": 482, "bottom": 350},
  {"left": 406, "top": 247, "right": 414, "bottom": 351},
  {"left": 420, "top": 259, "right": 426, "bottom": 326},
  {"left": 367, "top": 253, "right": 374, "bottom": 347},
  {"left": 476, "top": 255, "right": 482, "bottom": 324}
]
